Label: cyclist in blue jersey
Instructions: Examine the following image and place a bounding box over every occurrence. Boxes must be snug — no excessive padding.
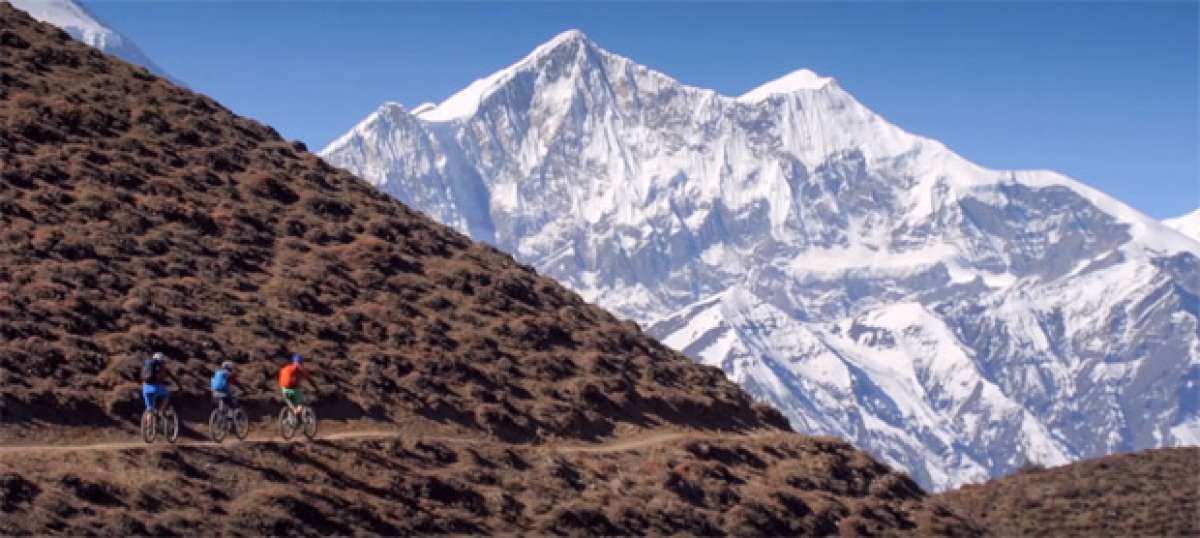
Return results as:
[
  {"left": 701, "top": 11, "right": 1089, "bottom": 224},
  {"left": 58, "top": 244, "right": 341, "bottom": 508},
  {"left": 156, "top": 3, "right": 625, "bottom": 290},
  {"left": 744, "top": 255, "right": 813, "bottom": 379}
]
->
[
  {"left": 141, "top": 352, "right": 181, "bottom": 413},
  {"left": 210, "top": 361, "right": 241, "bottom": 411}
]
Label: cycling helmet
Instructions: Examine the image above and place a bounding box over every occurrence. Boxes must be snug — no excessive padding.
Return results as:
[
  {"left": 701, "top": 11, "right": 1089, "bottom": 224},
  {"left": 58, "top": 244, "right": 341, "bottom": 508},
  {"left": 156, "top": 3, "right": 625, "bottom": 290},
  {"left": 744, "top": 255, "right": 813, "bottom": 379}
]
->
[
  {"left": 291, "top": 353, "right": 303, "bottom": 364},
  {"left": 152, "top": 352, "right": 165, "bottom": 361},
  {"left": 221, "top": 361, "right": 234, "bottom": 370}
]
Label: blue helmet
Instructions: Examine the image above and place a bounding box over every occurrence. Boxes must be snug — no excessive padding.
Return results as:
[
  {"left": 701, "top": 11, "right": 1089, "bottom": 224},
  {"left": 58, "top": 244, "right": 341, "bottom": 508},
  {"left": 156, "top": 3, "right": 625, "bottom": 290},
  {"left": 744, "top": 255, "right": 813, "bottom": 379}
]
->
[{"left": 291, "top": 353, "right": 303, "bottom": 364}]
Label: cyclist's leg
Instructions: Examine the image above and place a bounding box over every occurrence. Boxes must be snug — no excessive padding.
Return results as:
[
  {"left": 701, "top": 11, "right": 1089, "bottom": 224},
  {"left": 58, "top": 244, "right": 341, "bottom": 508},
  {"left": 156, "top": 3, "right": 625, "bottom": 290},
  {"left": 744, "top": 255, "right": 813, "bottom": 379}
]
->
[
  {"left": 158, "top": 385, "right": 171, "bottom": 411},
  {"left": 142, "top": 384, "right": 155, "bottom": 412},
  {"left": 282, "top": 388, "right": 303, "bottom": 413}
]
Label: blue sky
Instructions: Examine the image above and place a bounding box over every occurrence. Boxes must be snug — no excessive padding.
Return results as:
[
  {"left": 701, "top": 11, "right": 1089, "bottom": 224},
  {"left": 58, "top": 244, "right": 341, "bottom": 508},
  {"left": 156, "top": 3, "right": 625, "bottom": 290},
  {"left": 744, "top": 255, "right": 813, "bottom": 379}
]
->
[{"left": 84, "top": 1, "right": 1198, "bottom": 218}]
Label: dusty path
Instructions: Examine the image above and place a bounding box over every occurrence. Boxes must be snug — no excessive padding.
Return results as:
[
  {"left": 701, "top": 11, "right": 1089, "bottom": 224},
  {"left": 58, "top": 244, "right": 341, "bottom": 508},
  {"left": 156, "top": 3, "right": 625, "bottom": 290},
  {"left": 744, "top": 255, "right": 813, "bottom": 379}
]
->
[
  {"left": 0, "top": 427, "right": 770, "bottom": 456},
  {"left": 0, "top": 429, "right": 402, "bottom": 454}
]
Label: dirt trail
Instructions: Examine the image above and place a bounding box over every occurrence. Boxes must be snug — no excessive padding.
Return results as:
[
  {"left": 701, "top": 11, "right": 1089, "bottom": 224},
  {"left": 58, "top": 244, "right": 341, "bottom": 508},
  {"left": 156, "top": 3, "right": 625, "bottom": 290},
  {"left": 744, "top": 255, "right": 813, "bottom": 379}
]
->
[
  {"left": 0, "top": 428, "right": 771, "bottom": 456},
  {"left": 0, "top": 429, "right": 401, "bottom": 454}
]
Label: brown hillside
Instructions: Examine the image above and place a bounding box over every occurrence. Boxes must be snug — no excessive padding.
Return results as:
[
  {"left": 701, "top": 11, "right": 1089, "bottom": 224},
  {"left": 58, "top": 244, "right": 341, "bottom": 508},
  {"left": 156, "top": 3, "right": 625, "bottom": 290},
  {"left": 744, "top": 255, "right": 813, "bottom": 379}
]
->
[
  {"left": 0, "top": 4, "right": 980, "bottom": 534},
  {"left": 0, "top": 3, "right": 783, "bottom": 442},
  {"left": 0, "top": 432, "right": 981, "bottom": 536},
  {"left": 938, "top": 447, "right": 1200, "bottom": 537}
]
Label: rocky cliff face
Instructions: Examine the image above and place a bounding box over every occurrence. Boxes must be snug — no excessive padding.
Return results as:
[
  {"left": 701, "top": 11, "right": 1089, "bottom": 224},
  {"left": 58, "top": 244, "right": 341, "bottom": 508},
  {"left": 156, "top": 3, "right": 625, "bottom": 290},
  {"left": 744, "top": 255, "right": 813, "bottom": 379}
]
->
[{"left": 322, "top": 29, "right": 1200, "bottom": 490}]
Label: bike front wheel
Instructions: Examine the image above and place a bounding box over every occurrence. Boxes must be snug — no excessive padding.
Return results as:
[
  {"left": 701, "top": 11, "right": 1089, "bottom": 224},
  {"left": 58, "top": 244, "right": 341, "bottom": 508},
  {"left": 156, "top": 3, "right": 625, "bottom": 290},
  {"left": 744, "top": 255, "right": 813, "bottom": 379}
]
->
[
  {"left": 162, "top": 407, "right": 179, "bottom": 444},
  {"left": 232, "top": 408, "right": 249, "bottom": 441},
  {"left": 209, "top": 408, "right": 227, "bottom": 443},
  {"left": 279, "top": 407, "right": 298, "bottom": 440},
  {"left": 141, "top": 410, "right": 157, "bottom": 444},
  {"left": 301, "top": 407, "right": 318, "bottom": 440}
]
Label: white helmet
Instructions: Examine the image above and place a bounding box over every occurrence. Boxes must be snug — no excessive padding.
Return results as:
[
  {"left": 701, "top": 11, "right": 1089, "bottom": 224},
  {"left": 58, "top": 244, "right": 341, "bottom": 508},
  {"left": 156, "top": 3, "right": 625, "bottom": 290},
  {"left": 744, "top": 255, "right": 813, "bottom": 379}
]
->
[
  {"left": 221, "top": 361, "right": 234, "bottom": 370},
  {"left": 152, "top": 352, "right": 165, "bottom": 361}
]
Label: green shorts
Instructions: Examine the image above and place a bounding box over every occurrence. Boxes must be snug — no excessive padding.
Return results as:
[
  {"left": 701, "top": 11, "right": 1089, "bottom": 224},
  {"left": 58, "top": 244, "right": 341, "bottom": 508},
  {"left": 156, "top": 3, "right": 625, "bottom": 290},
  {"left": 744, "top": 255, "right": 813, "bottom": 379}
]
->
[{"left": 282, "top": 388, "right": 304, "bottom": 406}]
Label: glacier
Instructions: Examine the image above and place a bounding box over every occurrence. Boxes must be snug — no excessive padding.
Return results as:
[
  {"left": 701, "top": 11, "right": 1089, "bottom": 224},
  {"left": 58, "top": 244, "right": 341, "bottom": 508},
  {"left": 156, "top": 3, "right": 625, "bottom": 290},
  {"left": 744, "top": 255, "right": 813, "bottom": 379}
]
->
[{"left": 321, "top": 29, "right": 1200, "bottom": 491}]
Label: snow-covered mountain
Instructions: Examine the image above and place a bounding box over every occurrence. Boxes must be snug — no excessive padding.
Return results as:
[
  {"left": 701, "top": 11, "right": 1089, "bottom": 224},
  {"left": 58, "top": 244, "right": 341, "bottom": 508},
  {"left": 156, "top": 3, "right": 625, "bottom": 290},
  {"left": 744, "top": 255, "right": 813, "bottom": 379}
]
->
[
  {"left": 321, "top": 30, "right": 1200, "bottom": 491},
  {"left": 1166, "top": 209, "right": 1200, "bottom": 242},
  {"left": 7, "top": 0, "right": 174, "bottom": 81}
]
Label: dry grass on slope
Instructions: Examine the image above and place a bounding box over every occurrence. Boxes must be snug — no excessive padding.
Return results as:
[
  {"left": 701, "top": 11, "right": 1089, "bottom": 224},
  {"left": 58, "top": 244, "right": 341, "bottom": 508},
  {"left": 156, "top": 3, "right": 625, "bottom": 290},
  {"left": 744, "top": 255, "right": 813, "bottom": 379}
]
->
[
  {"left": 0, "top": 432, "right": 980, "bottom": 536},
  {"left": 937, "top": 447, "right": 1199, "bottom": 537},
  {"left": 0, "top": 3, "right": 784, "bottom": 444}
]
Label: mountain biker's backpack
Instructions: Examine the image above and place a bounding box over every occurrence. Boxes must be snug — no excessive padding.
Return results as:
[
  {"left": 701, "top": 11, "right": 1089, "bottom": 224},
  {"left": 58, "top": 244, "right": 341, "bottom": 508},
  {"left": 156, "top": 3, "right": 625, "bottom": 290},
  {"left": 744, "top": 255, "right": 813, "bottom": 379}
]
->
[
  {"left": 211, "top": 368, "right": 231, "bottom": 392},
  {"left": 141, "top": 358, "right": 163, "bottom": 384}
]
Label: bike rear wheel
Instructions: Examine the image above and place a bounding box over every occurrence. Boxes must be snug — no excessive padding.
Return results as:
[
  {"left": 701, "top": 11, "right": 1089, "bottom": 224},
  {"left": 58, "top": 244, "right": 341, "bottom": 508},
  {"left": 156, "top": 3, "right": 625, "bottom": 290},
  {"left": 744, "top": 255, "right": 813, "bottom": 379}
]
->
[
  {"left": 232, "top": 408, "right": 249, "bottom": 440},
  {"left": 141, "top": 410, "right": 157, "bottom": 444},
  {"left": 279, "top": 407, "right": 298, "bottom": 440},
  {"left": 162, "top": 407, "right": 179, "bottom": 444},
  {"left": 301, "top": 407, "right": 318, "bottom": 440},
  {"left": 209, "top": 408, "right": 227, "bottom": 443}
]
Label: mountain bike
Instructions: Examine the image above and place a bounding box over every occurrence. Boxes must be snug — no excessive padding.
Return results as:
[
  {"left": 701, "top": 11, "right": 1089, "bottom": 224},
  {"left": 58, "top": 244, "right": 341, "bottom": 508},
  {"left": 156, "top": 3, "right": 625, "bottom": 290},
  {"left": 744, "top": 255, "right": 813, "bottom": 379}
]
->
[
  {"left": 279, "top": 396, "right": 318, "bottom": 441},
  {"left": 141, "top": 404, "right": 179, "bottom": 444},
  {"left": 208, "top": 393, "right": 249, "bottom": 443}
]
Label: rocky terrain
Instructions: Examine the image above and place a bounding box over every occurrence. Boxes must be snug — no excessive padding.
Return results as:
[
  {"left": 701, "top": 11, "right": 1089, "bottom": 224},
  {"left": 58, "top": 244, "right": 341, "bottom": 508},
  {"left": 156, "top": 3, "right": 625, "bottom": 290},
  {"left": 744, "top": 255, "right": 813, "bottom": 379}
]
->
[
  {"left": 938, "top": 447, "right": 1200, "bottom": 537},
  {"left": 322, "top": 29, "right": 1200, "bottom": 490},
  {"left": 0, "top": 4, "right": 979, "bottom": 534}
]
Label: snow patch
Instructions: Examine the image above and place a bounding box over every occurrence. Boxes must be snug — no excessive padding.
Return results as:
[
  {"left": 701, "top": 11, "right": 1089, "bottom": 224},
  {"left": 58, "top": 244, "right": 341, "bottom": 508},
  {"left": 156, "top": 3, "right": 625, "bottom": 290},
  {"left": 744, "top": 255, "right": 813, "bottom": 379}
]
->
[
  {"left": 1164, "top": 208, "right": 1200, "bottom": 243},
  {"left": 739, "top": 69, "right": 833, "bottom": 101}
]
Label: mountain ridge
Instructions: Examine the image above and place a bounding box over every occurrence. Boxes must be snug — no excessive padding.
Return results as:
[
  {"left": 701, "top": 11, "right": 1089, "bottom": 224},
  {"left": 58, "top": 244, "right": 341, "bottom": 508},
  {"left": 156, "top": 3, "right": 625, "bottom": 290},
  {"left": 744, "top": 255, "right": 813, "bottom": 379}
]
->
[
  {"left": 739, "top": 68, "right": 836, "bottom": 101},
  {"left": 321, "top": 29, "right": 1200, "bottom": 491}
]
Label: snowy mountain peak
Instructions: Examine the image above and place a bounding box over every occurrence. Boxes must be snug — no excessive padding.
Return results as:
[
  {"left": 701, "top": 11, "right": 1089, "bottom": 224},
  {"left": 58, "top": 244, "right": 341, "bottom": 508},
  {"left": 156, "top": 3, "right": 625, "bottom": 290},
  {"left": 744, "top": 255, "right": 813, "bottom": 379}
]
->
[
  {"left": 376, "top": 101, "right": 407, "bottom": 113},
  {"left": 322, "top": 30, "right": 1200, "bottom": 492},
  {"left": 318, "top": 100, "right": 424, "bottom": 162},
  {"left": 739, "top": 68, "right": 834, "bottom": 101},
  {"left": 543, "top": 28, "right": 589, "bottom": 48},
  {"left": 415, "top": 29, "right": 599, "bottom": 122},
  {"left": 410, "top": 102, "right": 437, "bottom": 115},
  {"left": 1165, "top": 208, "right": 1200, "bottom": 242},
  {"left": 8, "top": 0, "right": 175, "bottom": 82},
  {"left": 323, "top": 101, "right": 404, "bottom": 151}
]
